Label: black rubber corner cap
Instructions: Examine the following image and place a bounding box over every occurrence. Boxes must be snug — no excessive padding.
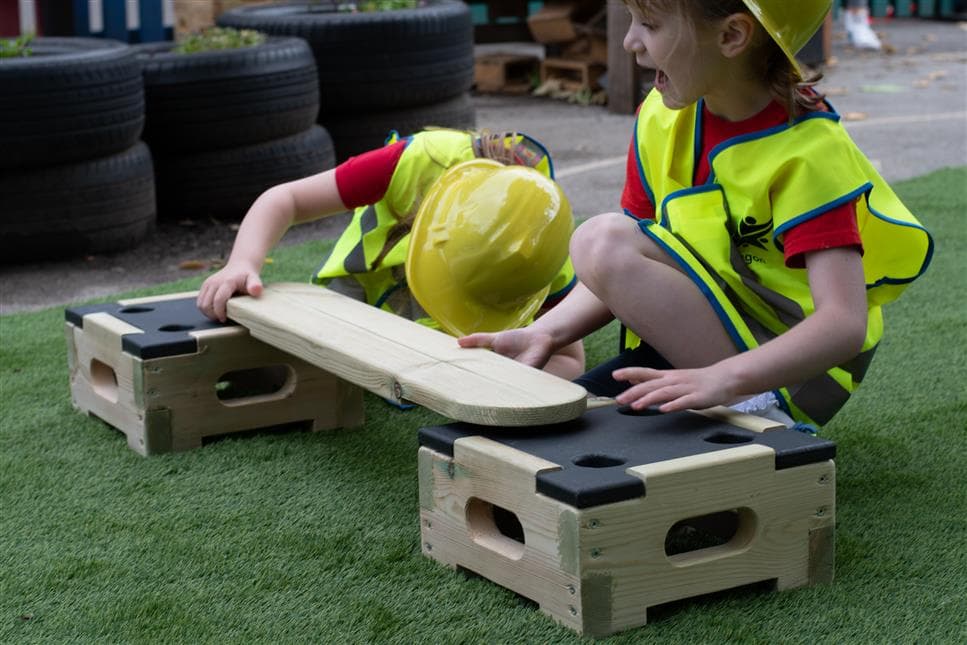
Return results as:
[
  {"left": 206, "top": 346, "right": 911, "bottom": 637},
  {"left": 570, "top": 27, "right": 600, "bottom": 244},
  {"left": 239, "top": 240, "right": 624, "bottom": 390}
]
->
[{"left": 65, "top": 297, "right": 233, "bottom": 359}]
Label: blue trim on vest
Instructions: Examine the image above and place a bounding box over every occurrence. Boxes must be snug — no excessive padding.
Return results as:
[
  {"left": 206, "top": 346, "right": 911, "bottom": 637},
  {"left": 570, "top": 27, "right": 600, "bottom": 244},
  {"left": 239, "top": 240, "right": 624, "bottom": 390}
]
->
[
  {"left": 545, "top": 274, "right": 577, "bottom": 305},
  {"left": 866, "top": 200, "right": 935, "bottom": 287},
  {"left": 374, "top": 281, "right": 406, "bottom": 309},
  {"left": 707, "top": 110, "right": 841, "bottom": 176},
  {"left": 693, "top": 99, "right": 705, "bottom": 186},
  {"left": 772, "top": 182, "right": 873, "bottom": 252},
  {"left": 773, "top": 389, "right": 795, "bottom": 422},
  {"left": 637, "top": 219, "right": 749, "bottom": 353},
  {"left": 658, "top": 184, "right": 725, "bottom": 229},
  {"left": 519, "top": 133, "right": 556, "bottom": 179},
  {"left": 633, "top": 114, "right": 656, "bottom": 208}
]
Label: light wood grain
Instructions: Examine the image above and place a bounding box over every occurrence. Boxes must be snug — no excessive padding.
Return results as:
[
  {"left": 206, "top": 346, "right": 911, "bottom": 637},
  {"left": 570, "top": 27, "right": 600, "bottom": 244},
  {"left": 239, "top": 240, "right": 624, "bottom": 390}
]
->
[
  {"left": 67, "top": 297, "right": 364, "bottom": 455},
  {"left": 227, "top": 283, "right": 588, "bottom": 426},
  {"left": 420, "top": 436, "right": 835, "bottom": 637}
]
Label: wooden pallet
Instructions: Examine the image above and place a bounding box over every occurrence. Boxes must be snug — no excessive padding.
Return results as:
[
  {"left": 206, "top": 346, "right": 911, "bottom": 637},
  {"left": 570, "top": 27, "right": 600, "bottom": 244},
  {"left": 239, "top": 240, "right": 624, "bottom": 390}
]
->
[
  {"left": 474, "top": 53, "right": 539, "bottom": 94},
  {"left": 226, "top": 283, "right": 588, "bottom": 427},
  {"left": 66, "top": 291, "right": 364, "bottom": 455},
  {"left": 541, "top": 57, "right": 606, "bottom": 91}
]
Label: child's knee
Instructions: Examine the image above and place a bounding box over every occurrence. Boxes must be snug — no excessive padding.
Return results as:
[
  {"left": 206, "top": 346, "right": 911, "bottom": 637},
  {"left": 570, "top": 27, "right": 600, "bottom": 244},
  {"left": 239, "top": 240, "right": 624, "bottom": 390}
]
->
[{"left": 571, "top": 213, "right": 632, "bottom": 273}]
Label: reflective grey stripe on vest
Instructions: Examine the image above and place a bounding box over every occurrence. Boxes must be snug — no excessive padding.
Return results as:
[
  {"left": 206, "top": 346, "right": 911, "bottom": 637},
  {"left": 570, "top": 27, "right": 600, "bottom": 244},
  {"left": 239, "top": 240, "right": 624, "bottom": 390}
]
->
[
  {"left": 344, "top": 205, "right": 380, "bottom": 274},
  {"left": 787, "top": 371, "right": 852, "bottom": 426},
  {"left": 727, "top": 239, "right": 806, "bottom": 330},
  {"left": 677, "top": 230, "right": 856, "bottom": 424},
  {"left": 840, "top": 345, "right": 877, "bottom": 384}
]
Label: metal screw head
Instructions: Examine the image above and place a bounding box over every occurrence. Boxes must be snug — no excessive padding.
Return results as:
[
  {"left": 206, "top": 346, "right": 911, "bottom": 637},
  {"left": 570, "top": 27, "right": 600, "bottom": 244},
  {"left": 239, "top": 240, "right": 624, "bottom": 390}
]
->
[
  {"left": 569, "top": 606, "right": 577, "bottom": 616},
  {"left": 590, "top": 547, "right": 601, "bottom": 558},
  {"left": 567, "top": 584, "right": 576, "bottom": 595},
  {"left": 424, "top": 542, "right": 433, "bottom": 551},
  {"left": 393, "top": 381, "right": 404, "bottom": 400},
  {"left": 588, "top": 519, "right": 600, "bottom": 529}
]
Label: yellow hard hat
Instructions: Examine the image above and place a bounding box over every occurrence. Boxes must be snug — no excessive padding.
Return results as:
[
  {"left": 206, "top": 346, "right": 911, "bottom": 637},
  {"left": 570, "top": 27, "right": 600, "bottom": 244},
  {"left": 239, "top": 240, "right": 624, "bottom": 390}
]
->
[
  {"left": 406, "top": 159, "right": 572, "bottom": 337},
  {"left": 740, "top": 0, "right": 832, "bottom": 77}
]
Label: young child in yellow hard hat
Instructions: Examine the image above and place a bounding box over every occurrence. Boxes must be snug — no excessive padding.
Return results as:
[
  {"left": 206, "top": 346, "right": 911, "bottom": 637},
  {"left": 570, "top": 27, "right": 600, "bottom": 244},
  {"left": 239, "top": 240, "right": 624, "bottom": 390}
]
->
[
  {"left": 197, "top": 128, "right": 585, "bottom": 380},
  {"left": 460, "top": 0, "right": 932, "bottom": 430}
]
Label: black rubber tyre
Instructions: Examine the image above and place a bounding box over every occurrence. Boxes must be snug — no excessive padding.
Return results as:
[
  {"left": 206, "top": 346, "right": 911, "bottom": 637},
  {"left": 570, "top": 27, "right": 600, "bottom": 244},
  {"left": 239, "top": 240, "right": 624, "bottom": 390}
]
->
[
  {"left": 0, "top": 37, "right": 144, "bottom": 171},
  {"left": 216, "top": 1, "right": 473, "bottom": 115},
  {"left": 0, "top": 143, "right": 156, "bottom": 262},
  {"left": 134, "top": 37, "right": 320, "bottom": 152},
  {"left": 323, "top": 93, "right": 476, "bottom": 162},
  {"left": 153, "top": 125, "right": 336, "bottom": 221}
]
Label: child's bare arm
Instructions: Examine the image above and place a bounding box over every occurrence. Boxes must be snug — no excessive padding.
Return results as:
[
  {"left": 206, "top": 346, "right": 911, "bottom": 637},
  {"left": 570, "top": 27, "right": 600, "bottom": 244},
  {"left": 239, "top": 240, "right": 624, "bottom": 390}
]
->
[
  {"left": 459, "top": 282, "right": 611, "bottom": 373},
  {"left": 543, "top": 340, "right": 586, "bottom": 380},
  {"left": 198, "top": 169, "right": 346, "bottom": 322},
  {"left": 614, "top": 246, "right": 868, "bottom": 412}
]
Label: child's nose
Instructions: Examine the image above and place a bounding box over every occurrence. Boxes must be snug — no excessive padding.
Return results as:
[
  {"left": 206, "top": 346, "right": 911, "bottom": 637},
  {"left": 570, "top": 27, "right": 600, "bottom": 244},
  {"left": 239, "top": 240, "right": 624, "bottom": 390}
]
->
[{"left": 623, "top": 24, "right": 643, "bottom": 54}]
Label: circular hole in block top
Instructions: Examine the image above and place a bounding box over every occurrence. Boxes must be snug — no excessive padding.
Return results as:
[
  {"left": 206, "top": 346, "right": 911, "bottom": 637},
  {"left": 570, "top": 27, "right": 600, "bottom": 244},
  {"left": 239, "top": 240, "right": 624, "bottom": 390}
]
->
[
  {"left": 215, "top": 365, "right": 294, "bottom": 405},
  {"left": 703, "top": 429, "right": 755, "bottom": 444},
  {"left": 572, "top": 454, "right": 626, "bottom": 468},
  {"left": 90, "top": 359, "right": 119, "bottom": 403},
  {"left": 158, "top": 324, "right": 195, "bottom": 332},
  {"left": 466, "top": 497, "right": 525, "bottom": 560},
  {"left": 616, "top": 404, "right": 663, "bottom": 416},
  {"left": 118, "top": 306, "right": 154, "bottom": 314}
]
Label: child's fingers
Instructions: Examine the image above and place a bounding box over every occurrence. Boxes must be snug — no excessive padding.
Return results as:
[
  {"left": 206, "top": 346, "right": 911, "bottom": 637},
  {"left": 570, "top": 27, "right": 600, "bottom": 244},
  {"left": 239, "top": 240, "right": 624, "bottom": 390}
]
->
[
  {"left": 612, "top": 366, "right": 662, "bottom": 384},
  {"left": 457, "top": 333, "right": 495, "bottom": 348},
  {"left": 246, "top": 274, "right": 263, "bottom": 297},
  {"left": 213, "top": 282, "right": 237, "bottom": 322}
]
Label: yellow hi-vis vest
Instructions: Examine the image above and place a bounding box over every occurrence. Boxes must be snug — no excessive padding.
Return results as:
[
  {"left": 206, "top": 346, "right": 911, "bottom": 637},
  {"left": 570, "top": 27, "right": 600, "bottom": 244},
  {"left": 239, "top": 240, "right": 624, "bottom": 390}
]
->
[
  {"left": 628, "top": 90, "right": 933, "bottom": 427},
  {"left": 312, "top": 129, "right": 575, "bottom": 332}
]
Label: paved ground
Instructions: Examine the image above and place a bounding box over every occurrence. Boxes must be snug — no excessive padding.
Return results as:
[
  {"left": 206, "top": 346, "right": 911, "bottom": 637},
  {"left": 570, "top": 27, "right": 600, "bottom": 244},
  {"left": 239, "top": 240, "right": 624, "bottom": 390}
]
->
[{"left": 2, "top": 17, "right": 964, "bottom": 315}]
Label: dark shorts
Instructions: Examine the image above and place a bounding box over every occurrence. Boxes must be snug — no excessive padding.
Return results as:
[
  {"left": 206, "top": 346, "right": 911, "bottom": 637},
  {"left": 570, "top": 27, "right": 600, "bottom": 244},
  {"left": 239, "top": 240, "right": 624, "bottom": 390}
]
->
[{"left": 574, "top": 342, "right": 673, "bottom": 397}]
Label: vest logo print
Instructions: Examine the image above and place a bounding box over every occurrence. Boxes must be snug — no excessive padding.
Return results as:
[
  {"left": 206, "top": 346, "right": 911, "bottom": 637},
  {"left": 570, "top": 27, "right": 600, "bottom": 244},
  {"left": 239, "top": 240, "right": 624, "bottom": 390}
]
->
[{"left": 733, "top": 215, "right": 773, "bottom": 250}]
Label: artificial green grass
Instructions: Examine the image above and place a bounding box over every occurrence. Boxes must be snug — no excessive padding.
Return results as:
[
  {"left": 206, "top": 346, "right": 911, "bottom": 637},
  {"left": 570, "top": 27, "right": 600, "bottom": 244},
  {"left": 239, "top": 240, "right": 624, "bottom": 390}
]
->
[{"left": 2, "top": 167, "right": 965, "bottom": 643}]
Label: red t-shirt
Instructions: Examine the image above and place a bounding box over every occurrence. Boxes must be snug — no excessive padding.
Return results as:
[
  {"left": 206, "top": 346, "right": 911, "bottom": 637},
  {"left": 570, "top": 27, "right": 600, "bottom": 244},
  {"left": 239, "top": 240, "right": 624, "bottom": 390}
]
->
[
  {"left": 621, "top": 101, "right": 862, "bottom": 268},
  {"left": 334, "top": 140, "right": 408, "bottom": 208}
]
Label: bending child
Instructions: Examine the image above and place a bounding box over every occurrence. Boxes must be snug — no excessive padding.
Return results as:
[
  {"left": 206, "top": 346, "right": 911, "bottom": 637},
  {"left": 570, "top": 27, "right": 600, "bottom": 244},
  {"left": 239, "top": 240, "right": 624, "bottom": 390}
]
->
[
  {"left": 197, "top": 129, "right": 585, "bottom": 379},
  {"left": 460, "top": 0, "right": 932, "bottom": 429}
]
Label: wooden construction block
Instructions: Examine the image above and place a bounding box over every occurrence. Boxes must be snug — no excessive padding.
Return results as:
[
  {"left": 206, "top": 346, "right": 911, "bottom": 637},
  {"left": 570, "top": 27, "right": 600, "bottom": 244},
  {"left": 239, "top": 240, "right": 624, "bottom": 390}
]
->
[
  {"left": 65, "top": 292, "right": 364, "bottom": 455},
  {"left": 541, "top": 57, "right": 606, "bottom": 91},
  {"left": 226, "top": 283, "right": 588, "bottom": 427},
  {"left": 526, "top": 4, "right": 579, "bottom": 43},
  {"left": 418, "top": 407, "right": 836, "bottom": 637},
  {"left": 474, "top": 53, "right": 539, "bottom": 94}
]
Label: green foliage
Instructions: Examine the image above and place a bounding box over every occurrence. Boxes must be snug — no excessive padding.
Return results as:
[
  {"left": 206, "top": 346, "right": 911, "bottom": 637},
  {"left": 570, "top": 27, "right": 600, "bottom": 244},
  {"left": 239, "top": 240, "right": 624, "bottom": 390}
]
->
[
  {"left": 0, "top": 169, "right": 964, "bottom": 643},
  {"left": 336, "top": 0, "right": 420, "bottom": 12},
  {"left": 0, "top": 32, "right": 33, "bottom": 58},
  {"left": 172, "top": 26, "right": 265, "bottom": 54}
]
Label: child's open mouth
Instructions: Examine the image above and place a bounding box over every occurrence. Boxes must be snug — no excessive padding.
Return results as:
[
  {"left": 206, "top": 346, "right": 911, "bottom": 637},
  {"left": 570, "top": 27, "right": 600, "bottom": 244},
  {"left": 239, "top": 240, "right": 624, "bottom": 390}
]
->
[{"left": 655, "top": 69, "right": 668, "bottom": 92}]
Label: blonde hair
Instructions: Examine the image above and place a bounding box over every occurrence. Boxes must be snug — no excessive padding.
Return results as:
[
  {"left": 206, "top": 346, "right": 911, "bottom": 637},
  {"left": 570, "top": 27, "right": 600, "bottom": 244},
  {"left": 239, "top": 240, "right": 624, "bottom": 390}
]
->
[{"left": 626, "top": 0, "right": 826, "bottom": 117}]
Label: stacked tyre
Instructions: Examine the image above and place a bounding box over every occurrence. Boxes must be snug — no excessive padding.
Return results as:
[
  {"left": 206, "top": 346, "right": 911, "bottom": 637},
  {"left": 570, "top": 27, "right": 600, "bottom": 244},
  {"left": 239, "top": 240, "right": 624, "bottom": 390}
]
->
[
  {"left": 0, "top": 38, "right": 155, "bottom": 262},
  {"left": 135, "top": 36, "right": 335, "bottom": 220},
  {"left": 216, "top": 1, "right": 477, "bottom": 162}
]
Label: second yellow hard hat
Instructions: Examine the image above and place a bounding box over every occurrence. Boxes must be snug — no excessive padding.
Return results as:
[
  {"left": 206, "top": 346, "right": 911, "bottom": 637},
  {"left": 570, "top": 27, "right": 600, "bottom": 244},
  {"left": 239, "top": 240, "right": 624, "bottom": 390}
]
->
[{"left": 406, "top": 159, "right": 572, "bottom": 337}]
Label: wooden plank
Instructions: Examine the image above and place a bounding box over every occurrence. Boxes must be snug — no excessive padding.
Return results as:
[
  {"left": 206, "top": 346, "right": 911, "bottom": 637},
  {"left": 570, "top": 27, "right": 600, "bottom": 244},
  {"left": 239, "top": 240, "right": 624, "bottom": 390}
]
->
[{"left": 226, "top": 283, "right": 588, "bottom": 426}]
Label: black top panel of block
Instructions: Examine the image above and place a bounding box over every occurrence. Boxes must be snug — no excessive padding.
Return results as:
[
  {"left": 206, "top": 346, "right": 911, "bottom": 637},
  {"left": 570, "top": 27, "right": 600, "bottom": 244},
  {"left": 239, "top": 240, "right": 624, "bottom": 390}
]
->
[
  {"left": 65, "top": 297, "right": 233, "bottom": 359},
  {"left": 419, "top": 407, "right": 835, "bottom": 508}
]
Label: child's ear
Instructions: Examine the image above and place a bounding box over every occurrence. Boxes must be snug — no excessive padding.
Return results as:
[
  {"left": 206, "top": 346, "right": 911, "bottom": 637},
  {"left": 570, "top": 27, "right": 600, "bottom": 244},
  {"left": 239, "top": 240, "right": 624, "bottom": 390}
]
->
[{"left": 718, "top": 12, "right": 758, "bottom": 58}]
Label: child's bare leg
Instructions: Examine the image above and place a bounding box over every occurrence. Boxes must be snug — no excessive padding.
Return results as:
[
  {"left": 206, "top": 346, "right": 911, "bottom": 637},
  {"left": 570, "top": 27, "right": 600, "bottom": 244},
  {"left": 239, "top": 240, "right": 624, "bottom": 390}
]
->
[{"left": 570, "top": 213, "right": 737, "bottom": 368}]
